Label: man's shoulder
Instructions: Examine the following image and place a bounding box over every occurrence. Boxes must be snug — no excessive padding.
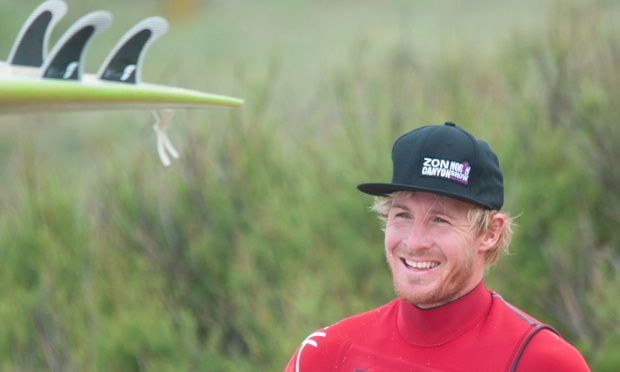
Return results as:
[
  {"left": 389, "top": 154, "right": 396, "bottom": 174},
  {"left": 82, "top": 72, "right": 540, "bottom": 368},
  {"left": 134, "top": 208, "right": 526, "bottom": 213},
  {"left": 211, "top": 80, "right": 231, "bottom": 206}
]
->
[
  {"left": 489, "top": 293, "right": 590, "bottom": 371},
  {"left": 489, "top": 292, "right": 547, "bottom": 328},
  {"left": 312, "top": 298, "right": 400, "bottom": 341},
  {"left": 284, "top": 299, "right": 400, "bottom": 372},
  {"left": 516, "top": 328, "right": 590, "bottom": 371}
]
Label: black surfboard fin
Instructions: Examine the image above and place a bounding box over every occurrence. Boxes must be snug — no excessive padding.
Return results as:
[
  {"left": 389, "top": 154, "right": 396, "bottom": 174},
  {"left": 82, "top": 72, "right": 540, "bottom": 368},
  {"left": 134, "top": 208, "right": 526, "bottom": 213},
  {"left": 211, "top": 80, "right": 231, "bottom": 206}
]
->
[
  {"left": 7, "top": 0, "right": 67, "bottom": 67},
  {"left": 97, "top": 17, "right": 168, "bottom": 84},
  {"left": 40, "top": 10, "right": 112, "bottom": 80}
]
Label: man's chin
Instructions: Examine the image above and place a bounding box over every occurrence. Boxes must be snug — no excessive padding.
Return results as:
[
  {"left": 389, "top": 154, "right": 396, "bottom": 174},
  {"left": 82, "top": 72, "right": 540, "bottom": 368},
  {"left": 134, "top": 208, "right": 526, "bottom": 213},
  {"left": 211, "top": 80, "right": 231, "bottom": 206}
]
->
[{"left": 393, "top": 283, "right": 440, "bottom": 308}]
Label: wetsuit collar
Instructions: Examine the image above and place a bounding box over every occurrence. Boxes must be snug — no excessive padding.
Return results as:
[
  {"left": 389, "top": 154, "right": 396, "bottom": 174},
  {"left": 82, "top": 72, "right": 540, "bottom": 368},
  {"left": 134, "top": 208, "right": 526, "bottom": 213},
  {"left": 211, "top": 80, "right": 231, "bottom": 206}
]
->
[{"left": 396, "top": 281, "right": 492, "bottom": 347}]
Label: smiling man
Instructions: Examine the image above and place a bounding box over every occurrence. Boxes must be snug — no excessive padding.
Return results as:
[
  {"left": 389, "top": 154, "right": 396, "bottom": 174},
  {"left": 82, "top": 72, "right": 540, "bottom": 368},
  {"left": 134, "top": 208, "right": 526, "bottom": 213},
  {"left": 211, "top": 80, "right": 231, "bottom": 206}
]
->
[{"left": 285, "top": 123, "right": 590, "bottom": 371}]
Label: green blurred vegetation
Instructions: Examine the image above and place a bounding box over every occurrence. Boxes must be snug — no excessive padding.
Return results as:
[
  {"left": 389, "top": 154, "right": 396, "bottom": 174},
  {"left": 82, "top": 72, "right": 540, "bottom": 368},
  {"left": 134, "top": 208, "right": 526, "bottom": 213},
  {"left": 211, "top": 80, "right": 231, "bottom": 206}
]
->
[{"left": 1, "top": 0, "right": 619, "bottom": 370}]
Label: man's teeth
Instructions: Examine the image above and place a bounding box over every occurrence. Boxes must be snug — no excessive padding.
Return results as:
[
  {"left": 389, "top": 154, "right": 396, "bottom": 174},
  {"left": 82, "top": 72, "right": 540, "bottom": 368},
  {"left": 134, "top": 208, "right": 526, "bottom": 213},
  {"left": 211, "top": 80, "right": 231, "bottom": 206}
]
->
[{"left": 404, "top": 260, "right": 439, "bottom": 269}]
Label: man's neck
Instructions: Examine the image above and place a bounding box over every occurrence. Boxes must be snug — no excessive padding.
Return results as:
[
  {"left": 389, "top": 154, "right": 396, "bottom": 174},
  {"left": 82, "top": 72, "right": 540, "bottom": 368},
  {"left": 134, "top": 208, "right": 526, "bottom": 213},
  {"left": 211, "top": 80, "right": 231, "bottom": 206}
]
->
[{"left": 396, "top": 281, "right": 491, "bottom": 346}]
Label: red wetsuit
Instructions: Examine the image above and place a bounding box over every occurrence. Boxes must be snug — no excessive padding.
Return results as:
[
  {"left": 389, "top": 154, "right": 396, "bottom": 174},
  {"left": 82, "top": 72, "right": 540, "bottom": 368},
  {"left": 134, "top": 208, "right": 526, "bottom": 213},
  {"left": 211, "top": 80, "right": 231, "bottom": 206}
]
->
[{"left": 285, "top": 282, "right": 589, "bottom": 371}]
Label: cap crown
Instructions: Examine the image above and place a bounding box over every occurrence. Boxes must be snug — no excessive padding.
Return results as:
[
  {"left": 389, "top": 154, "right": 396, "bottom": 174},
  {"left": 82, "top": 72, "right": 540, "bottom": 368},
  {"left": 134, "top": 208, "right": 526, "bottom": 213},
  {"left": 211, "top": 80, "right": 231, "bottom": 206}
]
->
[{"left": 357, "top": 122, "right": 504, "bottom": 210}]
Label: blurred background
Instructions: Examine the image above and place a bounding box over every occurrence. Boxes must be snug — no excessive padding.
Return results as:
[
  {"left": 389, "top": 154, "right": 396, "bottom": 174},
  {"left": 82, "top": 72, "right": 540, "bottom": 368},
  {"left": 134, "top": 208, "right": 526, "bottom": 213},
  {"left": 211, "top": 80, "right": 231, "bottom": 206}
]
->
[{"left": 1, "top": 0, "right": 619, "bottom": 370}]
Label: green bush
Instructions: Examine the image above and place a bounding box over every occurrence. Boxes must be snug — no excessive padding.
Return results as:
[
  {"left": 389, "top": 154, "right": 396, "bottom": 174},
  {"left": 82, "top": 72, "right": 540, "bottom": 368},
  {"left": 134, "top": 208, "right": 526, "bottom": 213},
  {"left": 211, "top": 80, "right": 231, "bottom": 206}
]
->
[{"left": 0, "top": 0, "right": 618, "bottom": 370}]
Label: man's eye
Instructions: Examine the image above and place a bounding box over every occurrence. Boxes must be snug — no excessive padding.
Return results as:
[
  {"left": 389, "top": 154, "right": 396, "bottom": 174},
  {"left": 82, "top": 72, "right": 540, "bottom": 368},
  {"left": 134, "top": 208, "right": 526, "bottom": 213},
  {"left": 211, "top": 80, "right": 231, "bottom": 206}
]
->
[{"left": 433, "top": 217, "right": 448, "bottom": 223}]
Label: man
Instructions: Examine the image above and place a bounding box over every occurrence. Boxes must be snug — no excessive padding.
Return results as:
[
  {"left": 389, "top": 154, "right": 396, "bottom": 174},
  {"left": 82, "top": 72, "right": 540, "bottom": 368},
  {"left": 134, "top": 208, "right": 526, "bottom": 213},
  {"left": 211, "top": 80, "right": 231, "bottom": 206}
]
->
[{"left": 285, "top": 122, "right": 589, "bottom": 371}]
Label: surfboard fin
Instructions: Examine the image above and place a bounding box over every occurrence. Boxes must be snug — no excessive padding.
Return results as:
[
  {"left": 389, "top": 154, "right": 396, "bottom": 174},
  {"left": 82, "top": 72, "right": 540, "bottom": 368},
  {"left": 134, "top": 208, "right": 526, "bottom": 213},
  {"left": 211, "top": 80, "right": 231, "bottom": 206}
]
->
[
  {"left": 152, "top": 110, "right": 180, "bottom": 167},
  {"left": 40, "top": 10, "right": 112, "bottom": 80},
  {"left": 7, "top": 0, "right": 67, "bottom": 67},
  {"left": 97, "top": 17, "right": 169, "bottom": 84},
  {"left": 99, "top": 17, "right": 176, "bottom": 166}
]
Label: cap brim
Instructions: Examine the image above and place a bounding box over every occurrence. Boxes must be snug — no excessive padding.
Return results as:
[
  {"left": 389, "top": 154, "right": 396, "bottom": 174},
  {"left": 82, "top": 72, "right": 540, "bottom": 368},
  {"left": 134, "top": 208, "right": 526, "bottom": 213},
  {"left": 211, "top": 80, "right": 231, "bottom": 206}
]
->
[
  {"left": 357, "top": 182, "right": 435, "bottom": 196},
  {"left": 357, "top": 182, "right": 494, "bottom": 209}
]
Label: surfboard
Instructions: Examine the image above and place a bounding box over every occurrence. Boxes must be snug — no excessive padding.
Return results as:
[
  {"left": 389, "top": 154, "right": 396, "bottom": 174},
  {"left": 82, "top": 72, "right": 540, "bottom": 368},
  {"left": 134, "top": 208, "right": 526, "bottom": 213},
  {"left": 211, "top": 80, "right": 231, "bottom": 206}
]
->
[{"left": 1, "top": 0, "right": 243, "bottom": 166}]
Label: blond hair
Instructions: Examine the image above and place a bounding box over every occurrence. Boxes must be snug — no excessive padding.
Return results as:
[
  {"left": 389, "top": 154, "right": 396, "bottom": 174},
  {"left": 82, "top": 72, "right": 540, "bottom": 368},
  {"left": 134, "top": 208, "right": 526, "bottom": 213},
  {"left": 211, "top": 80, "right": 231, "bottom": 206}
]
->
[{"left": 370, "top": 191, "right": 514, "bottom": 269}]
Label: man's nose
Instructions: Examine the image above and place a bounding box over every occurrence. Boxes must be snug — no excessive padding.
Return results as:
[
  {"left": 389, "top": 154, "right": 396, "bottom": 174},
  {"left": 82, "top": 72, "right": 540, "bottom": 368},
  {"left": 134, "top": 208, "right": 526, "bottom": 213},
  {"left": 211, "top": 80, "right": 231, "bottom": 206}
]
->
[{"left": 404, "top": 220, "right": 432, "bottom": 251}]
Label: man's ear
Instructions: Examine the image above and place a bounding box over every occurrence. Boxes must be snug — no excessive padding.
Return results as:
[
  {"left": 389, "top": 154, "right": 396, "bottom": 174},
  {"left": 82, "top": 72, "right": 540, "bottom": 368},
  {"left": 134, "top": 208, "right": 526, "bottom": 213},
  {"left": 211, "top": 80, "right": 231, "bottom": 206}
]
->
[{"left": 478, "top": 213, "right": 505, "bottom": 253}]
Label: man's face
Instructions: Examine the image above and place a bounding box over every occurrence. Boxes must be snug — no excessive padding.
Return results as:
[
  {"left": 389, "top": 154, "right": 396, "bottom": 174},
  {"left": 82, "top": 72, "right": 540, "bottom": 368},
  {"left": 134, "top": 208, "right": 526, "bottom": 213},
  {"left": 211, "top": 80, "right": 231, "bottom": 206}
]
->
[{"left": 384, "top": 192, "right": 489, "bottom": 308}]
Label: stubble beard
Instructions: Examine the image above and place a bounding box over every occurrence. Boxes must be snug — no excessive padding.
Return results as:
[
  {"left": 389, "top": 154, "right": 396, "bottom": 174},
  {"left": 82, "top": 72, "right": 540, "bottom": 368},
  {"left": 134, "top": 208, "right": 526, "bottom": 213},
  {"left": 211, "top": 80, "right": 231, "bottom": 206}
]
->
[{"left": 389, "top": 248, "right": 478, "bottom": 308}]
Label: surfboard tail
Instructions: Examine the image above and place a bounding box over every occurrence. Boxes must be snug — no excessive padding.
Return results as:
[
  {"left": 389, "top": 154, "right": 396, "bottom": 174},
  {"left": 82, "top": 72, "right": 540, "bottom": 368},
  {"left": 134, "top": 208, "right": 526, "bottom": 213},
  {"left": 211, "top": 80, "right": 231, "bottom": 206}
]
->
[
  {"left": 97, "top": 17, "right": 169, "bottom": 84},
  {"left": 7, "top": 0, "right": 68, "bottom": 67}
]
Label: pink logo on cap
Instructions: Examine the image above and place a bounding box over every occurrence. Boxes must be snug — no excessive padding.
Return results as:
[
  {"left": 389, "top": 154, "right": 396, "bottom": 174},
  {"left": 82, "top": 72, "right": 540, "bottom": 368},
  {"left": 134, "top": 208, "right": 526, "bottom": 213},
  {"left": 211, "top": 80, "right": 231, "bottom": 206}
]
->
[{"left": 421, "top": 158, "right": 471, "bottom": 185}]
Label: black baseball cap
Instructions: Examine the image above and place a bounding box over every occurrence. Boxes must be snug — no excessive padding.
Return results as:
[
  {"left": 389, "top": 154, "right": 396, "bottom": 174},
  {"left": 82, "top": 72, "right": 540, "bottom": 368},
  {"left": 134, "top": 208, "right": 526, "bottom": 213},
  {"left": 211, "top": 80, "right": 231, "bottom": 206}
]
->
[{"left": 357, "top": 122, "right": 504, "bottom": 210}]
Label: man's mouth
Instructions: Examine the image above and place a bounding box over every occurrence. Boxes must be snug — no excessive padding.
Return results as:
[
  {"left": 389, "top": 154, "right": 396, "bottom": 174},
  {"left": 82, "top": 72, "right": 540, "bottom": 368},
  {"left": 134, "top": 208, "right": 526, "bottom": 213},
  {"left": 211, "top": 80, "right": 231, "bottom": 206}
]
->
[{"left": 403, "top": 259, "right": 440, "bottom": 270}]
